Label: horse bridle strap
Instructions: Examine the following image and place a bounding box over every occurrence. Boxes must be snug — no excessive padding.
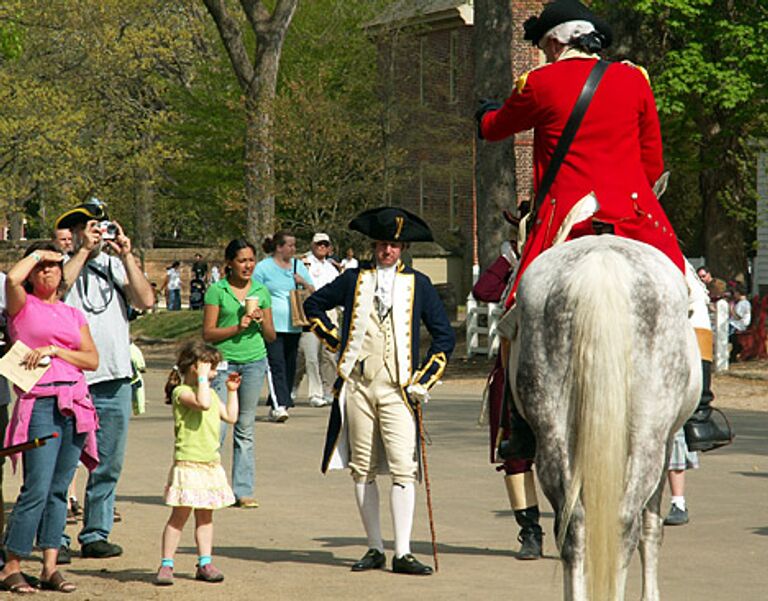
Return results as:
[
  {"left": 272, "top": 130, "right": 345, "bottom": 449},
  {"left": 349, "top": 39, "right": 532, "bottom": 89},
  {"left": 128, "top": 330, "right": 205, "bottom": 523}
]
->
[{"left": 532, "top": 59, "right": 610, "bottom": 221}]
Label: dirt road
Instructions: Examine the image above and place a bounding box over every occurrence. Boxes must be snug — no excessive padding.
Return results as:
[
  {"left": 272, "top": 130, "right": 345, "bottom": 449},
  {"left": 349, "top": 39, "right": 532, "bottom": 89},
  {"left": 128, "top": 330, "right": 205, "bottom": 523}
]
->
[{"left": 3, "top": 366, "right": 766, "bottom": 600}]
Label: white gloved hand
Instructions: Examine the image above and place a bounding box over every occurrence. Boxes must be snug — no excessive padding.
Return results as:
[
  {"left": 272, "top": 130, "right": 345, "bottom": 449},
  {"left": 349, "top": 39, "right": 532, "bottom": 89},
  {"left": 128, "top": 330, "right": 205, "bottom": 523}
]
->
[{"left": 406, "top": 383, "right": 430, "bottom": 404}]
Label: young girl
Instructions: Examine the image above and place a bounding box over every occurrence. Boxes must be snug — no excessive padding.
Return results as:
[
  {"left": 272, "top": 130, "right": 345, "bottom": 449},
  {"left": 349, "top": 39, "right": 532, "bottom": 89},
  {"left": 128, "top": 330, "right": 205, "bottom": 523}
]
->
[{"left": 155, "top": 340, "right": 240, "bottom": 586}]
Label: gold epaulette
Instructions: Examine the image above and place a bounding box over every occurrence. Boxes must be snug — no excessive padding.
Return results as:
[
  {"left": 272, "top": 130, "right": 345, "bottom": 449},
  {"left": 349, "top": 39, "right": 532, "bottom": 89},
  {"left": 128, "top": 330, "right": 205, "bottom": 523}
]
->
[
  {"left": 515, "top": 71, "right": 531, "bottom": 94},
  {"left": 621, "top": 60, "right": 651, "bottom": 84}
]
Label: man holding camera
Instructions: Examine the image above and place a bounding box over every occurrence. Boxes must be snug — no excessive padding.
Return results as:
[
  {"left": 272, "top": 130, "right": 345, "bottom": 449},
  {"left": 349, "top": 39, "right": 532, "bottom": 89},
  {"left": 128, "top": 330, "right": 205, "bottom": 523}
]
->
[{"left": 55, "top": 198, "right": 154, "bottom": 559}]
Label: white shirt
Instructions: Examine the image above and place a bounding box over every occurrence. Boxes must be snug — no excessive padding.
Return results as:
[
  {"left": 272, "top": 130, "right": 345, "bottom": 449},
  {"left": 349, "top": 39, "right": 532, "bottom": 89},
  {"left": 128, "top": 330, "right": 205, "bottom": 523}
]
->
[
  {"left": 65, "top": 253, "right": 132, "bottom": 384},
  {"left": 167, "top": 267, "right": 181, "bottom": 291},
  {"left": 374, "top": 263, "right": 397, "bottom": 317},
  {"left": 341, "top": 257, "right": 359, "bottom": 271},
  {"left": 730, "top": 298, "right": 751, "bottom": 332},
  {"left": 306, "top": 253, "right": 339, "bottom": 291}
]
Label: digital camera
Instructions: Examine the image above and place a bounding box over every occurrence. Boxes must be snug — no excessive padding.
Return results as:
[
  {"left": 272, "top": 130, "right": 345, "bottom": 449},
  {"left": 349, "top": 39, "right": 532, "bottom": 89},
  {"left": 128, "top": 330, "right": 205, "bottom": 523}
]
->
[{"left": 98, "top": 220, "right": 118, "bottom": 240}]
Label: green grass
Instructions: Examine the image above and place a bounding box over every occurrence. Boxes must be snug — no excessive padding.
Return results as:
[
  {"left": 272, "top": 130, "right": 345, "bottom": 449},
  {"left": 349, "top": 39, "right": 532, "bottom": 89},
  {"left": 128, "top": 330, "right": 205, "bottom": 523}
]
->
[{"left": 130, "top": 310, "right": 204, "bottom": 341}]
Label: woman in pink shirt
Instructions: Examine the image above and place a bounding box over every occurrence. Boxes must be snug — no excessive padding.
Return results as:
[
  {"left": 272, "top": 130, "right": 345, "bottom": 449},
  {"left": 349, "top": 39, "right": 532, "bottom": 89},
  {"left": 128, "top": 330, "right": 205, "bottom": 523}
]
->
[{"left": 0, "top": 241, "right": 98, "bottom": 594}]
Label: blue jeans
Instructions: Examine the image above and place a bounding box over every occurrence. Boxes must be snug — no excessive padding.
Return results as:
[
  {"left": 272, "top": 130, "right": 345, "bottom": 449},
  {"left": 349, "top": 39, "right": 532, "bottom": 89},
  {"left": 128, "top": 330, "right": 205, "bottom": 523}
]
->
[
  {"left": 213, "top": 359, "right": 268, "bottom": 499},
  {"left": 5, "top": 397, "right": 85, "bottom": 557},
  {"left": 77, "top": 378, "right": 132, "bottom": 545},
  {"left": 168, "top": 288, "right": 181, "bottom": 311}
]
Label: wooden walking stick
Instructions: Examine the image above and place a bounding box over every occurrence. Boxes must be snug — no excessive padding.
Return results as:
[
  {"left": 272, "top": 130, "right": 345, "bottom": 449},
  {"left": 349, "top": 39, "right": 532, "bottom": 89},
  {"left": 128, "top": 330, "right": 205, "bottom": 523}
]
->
[{"left": 415, "top": 402, "right": 438, "bottom": 572}]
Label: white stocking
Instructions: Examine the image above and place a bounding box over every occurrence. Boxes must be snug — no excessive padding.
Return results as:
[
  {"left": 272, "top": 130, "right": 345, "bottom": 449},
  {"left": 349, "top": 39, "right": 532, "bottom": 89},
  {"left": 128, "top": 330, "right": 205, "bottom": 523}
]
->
[
  {"left": 354, "top": 481, "right": 383, "bottom": 552},
  {"left": 390, "top": 482, "right": 415, "bottom": 558}
]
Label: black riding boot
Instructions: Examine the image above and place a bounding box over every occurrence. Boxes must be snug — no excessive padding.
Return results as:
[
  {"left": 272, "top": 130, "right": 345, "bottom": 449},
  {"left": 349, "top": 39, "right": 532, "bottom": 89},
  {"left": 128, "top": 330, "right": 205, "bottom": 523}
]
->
[
  {"left": 684, "top": 360, "right": 733, "bottom": 452},
  {"left": 514, "top": 506, "right": 543, "bottom": 560},
  {"left": 498, "top": 390, "right": 536, "bottom": 461}
]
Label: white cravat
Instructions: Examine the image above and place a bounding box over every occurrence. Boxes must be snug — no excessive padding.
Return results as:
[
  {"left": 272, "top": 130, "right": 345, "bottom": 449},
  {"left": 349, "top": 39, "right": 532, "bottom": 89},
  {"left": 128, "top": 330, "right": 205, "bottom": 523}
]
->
[{"left": 375, "top": 263, "right": 397, "bottom": 319}]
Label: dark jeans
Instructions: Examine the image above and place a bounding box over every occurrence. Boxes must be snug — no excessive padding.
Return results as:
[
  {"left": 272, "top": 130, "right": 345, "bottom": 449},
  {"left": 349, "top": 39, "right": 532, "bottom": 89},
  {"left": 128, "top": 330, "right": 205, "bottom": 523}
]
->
[{"left": 266, "top": 333, "right": 301, "bottom": 409}]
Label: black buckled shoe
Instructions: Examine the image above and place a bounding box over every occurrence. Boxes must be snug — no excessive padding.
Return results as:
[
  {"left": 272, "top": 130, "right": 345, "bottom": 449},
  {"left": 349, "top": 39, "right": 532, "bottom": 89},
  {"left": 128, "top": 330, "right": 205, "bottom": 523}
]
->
[
  {"left": 351, "top": 548, "right": 386, "bottom": 572},
  {"left": 392, "top": 553, "right": 433, "bottom": 576},
  {"left": 514, "top": 507, "right": 543, "bottom": 560},
  {"left": 517, "top": 528, "right": 543, "bottom": 560}
]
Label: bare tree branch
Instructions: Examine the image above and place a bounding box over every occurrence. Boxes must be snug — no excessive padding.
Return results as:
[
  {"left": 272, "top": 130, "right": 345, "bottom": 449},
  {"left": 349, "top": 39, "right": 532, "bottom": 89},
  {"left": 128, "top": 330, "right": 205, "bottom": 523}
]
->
[{"left": 201, "top": 0, "right": 255, "bottom": 92}]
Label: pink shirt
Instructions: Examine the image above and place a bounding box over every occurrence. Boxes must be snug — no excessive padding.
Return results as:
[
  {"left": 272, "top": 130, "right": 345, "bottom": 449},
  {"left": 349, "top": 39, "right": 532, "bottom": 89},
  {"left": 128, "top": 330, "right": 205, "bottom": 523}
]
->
[
  {"left": 9, "top": 294, "right": 87, "bottom": 385},
  {"left": 5, "top": 294, "right": 99, "bottom": 471}
]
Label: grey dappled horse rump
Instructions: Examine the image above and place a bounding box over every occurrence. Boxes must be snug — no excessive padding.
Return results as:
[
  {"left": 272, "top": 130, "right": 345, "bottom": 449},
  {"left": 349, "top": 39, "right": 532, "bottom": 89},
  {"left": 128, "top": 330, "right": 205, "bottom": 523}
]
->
[{"left": 511, "top": 236, "right": 700, "bottom": 601}]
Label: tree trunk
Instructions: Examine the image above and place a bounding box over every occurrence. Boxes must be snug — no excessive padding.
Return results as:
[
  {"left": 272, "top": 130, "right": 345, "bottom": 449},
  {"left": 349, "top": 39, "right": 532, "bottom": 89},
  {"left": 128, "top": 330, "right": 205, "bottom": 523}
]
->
[
  {"left": 8, "top": 210, "right": 24, "bottom": 241},
  {"left": 202, "top": 0, "right": 298, "bottom": 246},
  {"left": 701, "top": 167, "right": 747, "bottom": 281},
  {"left": 473, "top": 0, "right": 516, "bottom": 270},
  {"left": 134, "top": 165, "right": 154, "bottom": 250},
  {"left": 243, "top": 40, "right": 281, "bottom": 244}
]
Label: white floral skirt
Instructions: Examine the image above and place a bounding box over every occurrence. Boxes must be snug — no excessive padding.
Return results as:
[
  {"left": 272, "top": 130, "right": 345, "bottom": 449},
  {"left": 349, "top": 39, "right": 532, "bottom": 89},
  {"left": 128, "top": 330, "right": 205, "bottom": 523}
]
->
[{"left": 164, "top": 460, "right": 235, "bottom": 509}]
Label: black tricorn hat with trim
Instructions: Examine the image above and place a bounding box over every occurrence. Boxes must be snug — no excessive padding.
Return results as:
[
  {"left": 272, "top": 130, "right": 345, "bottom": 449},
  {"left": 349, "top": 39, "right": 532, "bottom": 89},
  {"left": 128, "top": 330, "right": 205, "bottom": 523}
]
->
[
  {"left": 523, "top": 0, "right": 613, "bottom": 48},
  {"left": 349, "top": 207, "right": 433, "bottom": 242},
  {"left": 55, "top": 198, "right": 109, "bottom": 230}
]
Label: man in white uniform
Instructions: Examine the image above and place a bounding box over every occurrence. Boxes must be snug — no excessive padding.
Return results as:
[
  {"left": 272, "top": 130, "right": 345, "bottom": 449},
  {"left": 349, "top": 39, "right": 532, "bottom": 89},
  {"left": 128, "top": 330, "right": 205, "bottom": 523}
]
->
[{"left": 295, "top": 233, "right": 340, "bottom": 407}]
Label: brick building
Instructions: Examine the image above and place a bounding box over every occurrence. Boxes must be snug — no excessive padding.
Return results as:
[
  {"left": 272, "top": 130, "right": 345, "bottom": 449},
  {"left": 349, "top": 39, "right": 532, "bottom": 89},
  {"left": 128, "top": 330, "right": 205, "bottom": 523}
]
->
[{"left": 366, "top": 0, "right": 543, "bottom": 296}]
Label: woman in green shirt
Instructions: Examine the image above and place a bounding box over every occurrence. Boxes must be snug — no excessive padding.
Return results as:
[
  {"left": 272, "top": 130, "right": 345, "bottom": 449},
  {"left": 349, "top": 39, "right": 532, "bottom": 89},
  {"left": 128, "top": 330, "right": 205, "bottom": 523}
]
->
[{"left": 203, "top": 239, "right": 275, "bottom": 507}]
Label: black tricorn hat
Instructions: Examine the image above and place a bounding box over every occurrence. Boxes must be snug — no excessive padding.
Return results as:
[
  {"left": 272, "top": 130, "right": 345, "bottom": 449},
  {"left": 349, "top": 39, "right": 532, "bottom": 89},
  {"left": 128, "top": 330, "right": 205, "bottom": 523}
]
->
[
  {"left": 55, "top": 197, "right": 109, "bottom": 230},
  {"left": 523, "top": 0, "right": 613, "bottom": 48},
  {"left": 349, "top": 207, "right": 433, "bottom": 242}
]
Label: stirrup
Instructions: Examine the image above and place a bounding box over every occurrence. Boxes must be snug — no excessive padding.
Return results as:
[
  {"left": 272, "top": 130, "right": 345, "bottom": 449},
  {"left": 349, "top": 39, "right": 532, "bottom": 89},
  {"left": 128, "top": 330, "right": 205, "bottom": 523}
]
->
[
  {"left": 686, "top": 408, "right": 734, "bottom": 453},
  {"left": 706, "top": 407, "right": 735, "bottom": 452}
]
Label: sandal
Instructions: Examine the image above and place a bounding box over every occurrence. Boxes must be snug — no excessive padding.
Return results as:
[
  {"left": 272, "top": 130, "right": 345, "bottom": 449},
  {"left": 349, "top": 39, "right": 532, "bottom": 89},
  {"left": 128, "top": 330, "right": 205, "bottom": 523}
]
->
[
  {"left": 234, "top": 497, "right": 259, "bottom": 508},
  {"left": 0, "top": 572, "right": 37, "bottom": 594},
  {"left": 38, "top": 572, "right": 76, "bottom": 593}
]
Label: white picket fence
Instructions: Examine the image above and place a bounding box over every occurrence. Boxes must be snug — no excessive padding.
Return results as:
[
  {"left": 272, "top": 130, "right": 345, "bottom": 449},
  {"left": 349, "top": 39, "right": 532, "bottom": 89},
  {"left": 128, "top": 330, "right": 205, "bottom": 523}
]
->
[
  {"left": 465, "top": 295, "right": 505, "bottom": 357},
  {"left": 466, "top": 295, "right": 731, "bottom": 369}
]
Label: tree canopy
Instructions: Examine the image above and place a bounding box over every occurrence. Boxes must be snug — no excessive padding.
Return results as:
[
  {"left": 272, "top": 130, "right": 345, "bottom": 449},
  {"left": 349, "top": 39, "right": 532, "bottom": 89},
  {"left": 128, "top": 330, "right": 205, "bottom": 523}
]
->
[{"left": 595, "top": 0, "right": 768, "bottom": 277}]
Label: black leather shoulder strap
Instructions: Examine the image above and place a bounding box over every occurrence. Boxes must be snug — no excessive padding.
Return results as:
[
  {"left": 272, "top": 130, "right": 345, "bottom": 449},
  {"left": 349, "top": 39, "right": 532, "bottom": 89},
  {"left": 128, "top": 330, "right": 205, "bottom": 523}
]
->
[{"left": 532, "top": 59, "right": 610, "bottom": 218}]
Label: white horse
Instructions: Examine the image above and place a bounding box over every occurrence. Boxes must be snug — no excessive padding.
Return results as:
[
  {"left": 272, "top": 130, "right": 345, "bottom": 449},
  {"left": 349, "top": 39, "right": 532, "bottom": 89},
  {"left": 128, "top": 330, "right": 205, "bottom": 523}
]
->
[{"left": 507, "top": 236, "right": 700, "bottom": 601}]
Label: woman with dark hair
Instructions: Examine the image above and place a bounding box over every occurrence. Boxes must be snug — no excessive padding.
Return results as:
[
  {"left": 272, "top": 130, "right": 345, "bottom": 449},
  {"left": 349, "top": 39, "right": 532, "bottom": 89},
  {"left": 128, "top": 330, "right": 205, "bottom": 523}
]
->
[
  {"left": 0, "top": 241, "right": 99, "bottom": 593},
  {"left": 254, "top": 231, "right": 314, "bottom": 422},
  {"left": 202, "top": 239, "right": 275, "bottom": 508}
]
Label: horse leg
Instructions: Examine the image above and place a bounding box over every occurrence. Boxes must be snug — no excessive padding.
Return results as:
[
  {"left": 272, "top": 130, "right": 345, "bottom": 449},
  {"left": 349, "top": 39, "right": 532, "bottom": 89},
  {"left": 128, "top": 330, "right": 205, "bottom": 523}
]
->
[
  {"left": 639, "top": 475, "right": 665, "bottom": 601},
  {"left": 560, "top": 511, "right": 587, "bottom": 601}
]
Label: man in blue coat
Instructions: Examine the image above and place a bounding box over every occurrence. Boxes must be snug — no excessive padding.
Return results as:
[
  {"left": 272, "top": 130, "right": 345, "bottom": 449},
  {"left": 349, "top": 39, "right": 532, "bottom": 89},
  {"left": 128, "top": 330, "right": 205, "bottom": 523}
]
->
[{"left": 304, "top": 207, "right": 455, "bottom": 576}]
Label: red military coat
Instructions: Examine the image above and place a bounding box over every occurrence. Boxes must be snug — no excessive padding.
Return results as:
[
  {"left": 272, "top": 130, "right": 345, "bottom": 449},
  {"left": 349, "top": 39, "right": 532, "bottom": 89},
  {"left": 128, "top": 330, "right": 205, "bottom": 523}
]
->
[{"left": 480, "top": 53, "right": 685, "bottom": 306}]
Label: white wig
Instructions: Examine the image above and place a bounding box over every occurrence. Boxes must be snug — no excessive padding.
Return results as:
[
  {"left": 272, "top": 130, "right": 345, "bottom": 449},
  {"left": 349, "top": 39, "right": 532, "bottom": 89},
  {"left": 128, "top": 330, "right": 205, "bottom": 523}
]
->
[{"left": 539, "top": 20, "right": 596, "bottom": 48}]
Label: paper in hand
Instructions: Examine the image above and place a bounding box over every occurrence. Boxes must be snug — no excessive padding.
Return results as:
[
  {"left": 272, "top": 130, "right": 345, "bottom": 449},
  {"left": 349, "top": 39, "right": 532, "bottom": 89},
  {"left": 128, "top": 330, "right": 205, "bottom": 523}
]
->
[{"left": 0, "top": 341, "right": 51, "bottom": 392}]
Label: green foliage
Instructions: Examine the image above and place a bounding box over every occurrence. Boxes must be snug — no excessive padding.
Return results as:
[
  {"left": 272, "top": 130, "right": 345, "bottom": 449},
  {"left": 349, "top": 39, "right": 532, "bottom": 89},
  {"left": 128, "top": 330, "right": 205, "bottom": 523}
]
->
[{"left": 595, "top": 0, "right": 767, "bottom": 267}]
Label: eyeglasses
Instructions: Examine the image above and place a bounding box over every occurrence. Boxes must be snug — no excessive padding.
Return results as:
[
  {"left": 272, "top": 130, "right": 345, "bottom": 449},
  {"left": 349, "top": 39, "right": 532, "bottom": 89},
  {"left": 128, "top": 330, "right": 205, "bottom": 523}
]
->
[{"left": 314, "top": 241, "right": 330, "bottom": 247}]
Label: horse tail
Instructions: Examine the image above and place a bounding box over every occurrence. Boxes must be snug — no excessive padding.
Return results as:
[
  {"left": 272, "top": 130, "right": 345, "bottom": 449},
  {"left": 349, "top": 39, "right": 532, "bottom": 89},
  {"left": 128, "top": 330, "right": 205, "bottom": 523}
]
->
[{"left": 558, "top": 249, "right": 632, "bottom": 601}]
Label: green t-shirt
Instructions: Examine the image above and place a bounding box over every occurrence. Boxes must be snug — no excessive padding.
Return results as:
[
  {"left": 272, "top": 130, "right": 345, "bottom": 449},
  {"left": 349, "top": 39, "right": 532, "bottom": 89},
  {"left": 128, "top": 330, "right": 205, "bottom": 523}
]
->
[
  {"left": 203, "top": 279, "right": 272, "bottom": 363},
  {"left": 172, "top": 384, "right": 222, "bottom": 462}
]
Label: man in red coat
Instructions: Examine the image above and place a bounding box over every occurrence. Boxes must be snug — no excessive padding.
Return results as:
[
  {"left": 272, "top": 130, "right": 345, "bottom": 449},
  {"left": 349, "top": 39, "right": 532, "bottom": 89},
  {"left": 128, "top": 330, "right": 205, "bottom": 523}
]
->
[
  {"left": 479, "top": 2, "right": 683, "bottom": 303},
  {"left": 476, "top": 0, "right": 730, "bottom": 456}
]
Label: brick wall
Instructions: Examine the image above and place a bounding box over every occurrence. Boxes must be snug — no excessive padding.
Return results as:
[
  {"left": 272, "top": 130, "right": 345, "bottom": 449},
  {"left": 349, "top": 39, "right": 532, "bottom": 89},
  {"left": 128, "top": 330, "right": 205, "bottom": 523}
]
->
[
  {"left": 377, "top": 1, "right": 544, "bottom": 264},
  {"left": 511, "top": 1, "right": 545, "bottom": 207}
]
